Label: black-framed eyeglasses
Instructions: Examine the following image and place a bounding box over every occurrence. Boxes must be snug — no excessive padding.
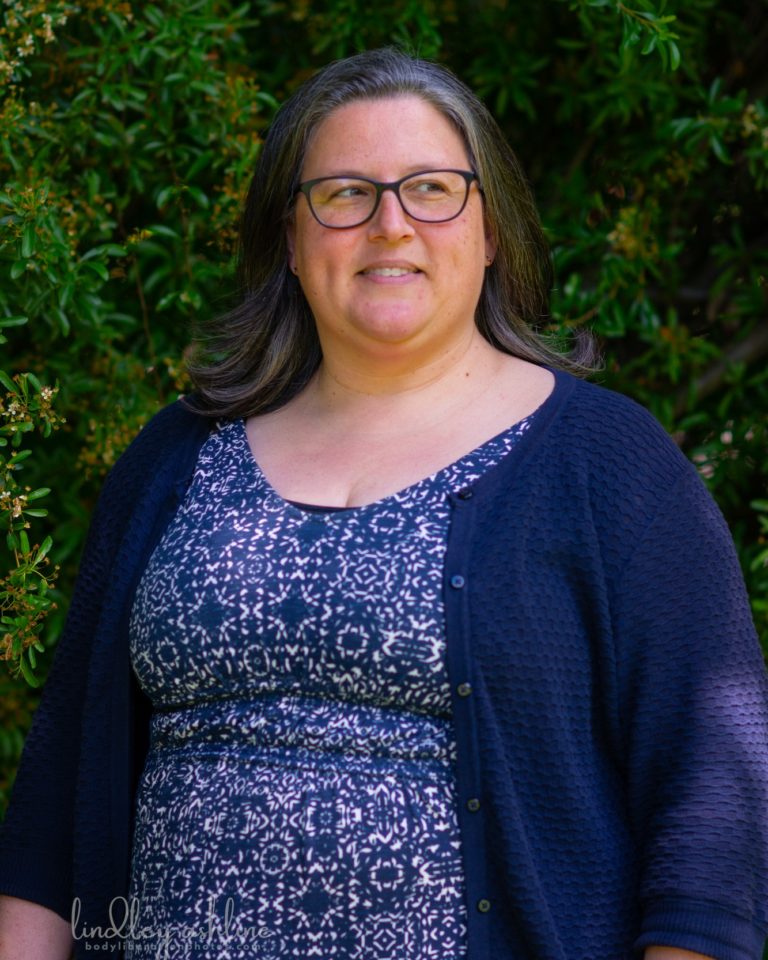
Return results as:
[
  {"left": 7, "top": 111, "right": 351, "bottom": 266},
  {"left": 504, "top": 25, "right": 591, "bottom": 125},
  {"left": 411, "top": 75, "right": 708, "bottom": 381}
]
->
[{"left": 295, "top": 169, "right": 480, "bottom": 229}]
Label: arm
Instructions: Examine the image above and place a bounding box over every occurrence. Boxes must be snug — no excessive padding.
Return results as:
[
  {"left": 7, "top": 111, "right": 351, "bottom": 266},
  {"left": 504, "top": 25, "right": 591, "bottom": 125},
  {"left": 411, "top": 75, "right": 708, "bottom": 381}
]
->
[
  {"left": 0, "top": 895, "right": 73, "bottom": 960},
  {"left": 0, "top": 480, "right": 116, "bottom": 917},
  {"left": 614, "top": 466, "right": 768, "bottom": 960},
  {"left": 645, "top": 950, "right": 715, "bottom": 960},
  {"left": 0, "top": 401, "right": 209, "bottom": 930}
]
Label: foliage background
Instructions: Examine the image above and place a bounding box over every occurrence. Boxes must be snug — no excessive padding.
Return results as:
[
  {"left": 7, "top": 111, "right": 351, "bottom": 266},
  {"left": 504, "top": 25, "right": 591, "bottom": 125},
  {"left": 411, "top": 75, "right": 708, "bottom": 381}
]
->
[{"left": 1, "top": 0, "right": 766, "bottom": 841}]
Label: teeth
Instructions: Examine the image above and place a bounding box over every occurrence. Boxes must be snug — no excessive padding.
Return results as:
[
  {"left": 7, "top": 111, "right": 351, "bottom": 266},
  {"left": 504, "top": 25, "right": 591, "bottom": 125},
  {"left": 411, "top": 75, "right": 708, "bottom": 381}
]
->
[{"left": 364, "top": 267, "right": 417, "bottom": 277}]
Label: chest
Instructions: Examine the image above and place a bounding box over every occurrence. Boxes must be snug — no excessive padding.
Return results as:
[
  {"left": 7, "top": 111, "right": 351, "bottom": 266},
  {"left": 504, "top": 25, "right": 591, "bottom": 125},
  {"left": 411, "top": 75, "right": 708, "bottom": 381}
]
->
[{"left": 247, "top": 406, "right": 537, "bottom": 508}]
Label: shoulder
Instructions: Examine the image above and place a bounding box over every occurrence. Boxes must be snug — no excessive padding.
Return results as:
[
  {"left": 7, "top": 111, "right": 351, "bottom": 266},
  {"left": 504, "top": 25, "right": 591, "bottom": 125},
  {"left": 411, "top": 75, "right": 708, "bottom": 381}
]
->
[
  {"left": 508, "top": 370, "right": 716, "bottom": 548},
  {"left": 95, "top": 397, "right": 212, "bottom": 520},
  {"left": 108, "top": 397, "right": 210, "bottom": 477},
  {"left": 553, "top": 370, "right": 679, "bottom": 446},
  {"left": 118, "top": 396, "right": 211, "bottom": 457},
  {"left": 543, "top": 370, "right": 693, "bottom": 487}
]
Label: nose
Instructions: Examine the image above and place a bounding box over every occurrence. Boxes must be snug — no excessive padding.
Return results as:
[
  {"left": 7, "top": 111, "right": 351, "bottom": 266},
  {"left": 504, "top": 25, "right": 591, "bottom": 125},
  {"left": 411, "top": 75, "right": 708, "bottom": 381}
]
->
[{"left": 367, "top": 187, "right": 415, "bottom": 242}]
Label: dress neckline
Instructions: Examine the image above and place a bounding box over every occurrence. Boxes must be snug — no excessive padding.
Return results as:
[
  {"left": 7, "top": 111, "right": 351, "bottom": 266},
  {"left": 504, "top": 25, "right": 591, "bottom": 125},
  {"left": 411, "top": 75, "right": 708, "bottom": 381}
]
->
[
  {"left": 234, "top": 397, "right": 548, "bottom": 516},
  {"left": 286, "top": 499, "right": 351, "bottom": 514}
]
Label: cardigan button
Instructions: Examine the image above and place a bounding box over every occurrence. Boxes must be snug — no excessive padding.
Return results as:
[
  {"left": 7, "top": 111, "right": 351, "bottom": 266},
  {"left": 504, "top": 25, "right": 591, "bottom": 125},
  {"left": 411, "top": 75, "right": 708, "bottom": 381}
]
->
[
  {"left": 456, "top": 682, "right": 472, "bottom": 697},
  {"left": 449, "top": 574, "right": 465, "bottom": 589},
  {"left": 467, "top": 797, "right": 481, "bottom": 812},
  {"left": 457, "top": 488, "right": 474, "bottom": 500},
  {"left": 477, "top": 898, "right": 491, "bottom": 913}
]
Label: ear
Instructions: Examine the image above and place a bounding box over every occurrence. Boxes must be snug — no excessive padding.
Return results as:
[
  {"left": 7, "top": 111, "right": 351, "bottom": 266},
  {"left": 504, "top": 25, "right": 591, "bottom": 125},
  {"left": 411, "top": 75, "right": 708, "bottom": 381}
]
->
[
  {"left": 484, "top": 218, "right": 498, "bottom": 266},
  {"left": 286, "top": 220, "right": 297, "bottom": 274}
]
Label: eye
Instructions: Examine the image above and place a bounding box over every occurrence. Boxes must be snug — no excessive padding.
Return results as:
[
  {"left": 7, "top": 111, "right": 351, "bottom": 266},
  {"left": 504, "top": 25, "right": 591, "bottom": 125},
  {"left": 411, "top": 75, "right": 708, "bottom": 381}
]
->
[
  {"left": 331, "top": 185, "right": 368, "bottom": 199},
  {"left": 316, "top": 180, "right": 375, "bottom": 204},
  {"left": 403, "top": 174, "right": 461, "bottom": 204},
  {"left": 409, "top": 179, "right": 450, "bottom": 195}
]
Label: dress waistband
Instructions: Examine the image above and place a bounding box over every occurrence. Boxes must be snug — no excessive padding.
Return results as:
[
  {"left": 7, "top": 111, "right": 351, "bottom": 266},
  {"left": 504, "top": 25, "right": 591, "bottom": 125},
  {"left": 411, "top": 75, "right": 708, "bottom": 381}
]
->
[{"left": 148, "top": 691, "right": 457, "bottom": 772}]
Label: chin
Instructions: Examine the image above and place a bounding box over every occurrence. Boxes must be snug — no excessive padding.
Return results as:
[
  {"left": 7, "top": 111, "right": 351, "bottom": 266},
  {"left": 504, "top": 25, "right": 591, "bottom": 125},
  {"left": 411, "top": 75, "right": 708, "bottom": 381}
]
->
[{"left": 349, "top": 312, "right": 431, "bottom": 346}]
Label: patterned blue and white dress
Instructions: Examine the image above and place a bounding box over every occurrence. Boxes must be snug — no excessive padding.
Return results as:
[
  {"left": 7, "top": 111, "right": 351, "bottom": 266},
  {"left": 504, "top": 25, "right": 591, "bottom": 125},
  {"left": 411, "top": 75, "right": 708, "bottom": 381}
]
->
[{"left": 126, "top": 413, "right": 534, "bottom": 959}]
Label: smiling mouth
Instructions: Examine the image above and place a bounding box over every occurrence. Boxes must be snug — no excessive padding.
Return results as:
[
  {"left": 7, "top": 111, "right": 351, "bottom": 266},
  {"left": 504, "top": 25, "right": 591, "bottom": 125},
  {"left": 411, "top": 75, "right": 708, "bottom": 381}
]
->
[{"left": 360, "top": 267, "right": 421, "bottom": 277}]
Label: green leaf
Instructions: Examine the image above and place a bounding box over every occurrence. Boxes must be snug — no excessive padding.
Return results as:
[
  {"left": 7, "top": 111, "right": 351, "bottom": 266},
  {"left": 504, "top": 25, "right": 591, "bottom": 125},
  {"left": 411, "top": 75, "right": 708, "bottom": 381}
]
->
[
  {"left": 36, "top": 536, "right": 53, "bottom": 561},
  {"left": 0, "top": 316, "right": 27, "bottom": 328},
  {"left": 19, "top": 656, "right": 42, "bottom": 688},
  {"left": 56, "top": 307, "right": 70, "bottom": 336},
  {"left": 10, "top": 261, "right": 26, "bottom": 280},
  {"left": 186, "top": 186, "right": 210, "bottom": 209},
  {"left": 83, "top": 261, "right": 110, "bottom": 282},
  {"left": 255, "top": 91, "right": 280, "bottom": 110},
  {"left": 189, "top": 81, "right": 219, "bottom": 97},
  {"left": 81, "top": 244, "right": 128, "bottom": 261},
  {"left": 186, "top": 150, "right": 217, "bottom": 180},
  {"left": 0, "top": 370, "right": 17, "bottom": 393},
  {"left": 21, "top": 223, "right": 36, "bottom": 258},
  {"left": 26, "top": 487, "right": 51, "bottom": 502},
  {"left": 710, "top": 136, "right": 731, "bottom": 163},
  {"left": 156, "top": 186, "right": 176, "bottom": 209},
  {"left": 59, "top": 282, "right": 73, "bottom": 310},
  {"left": 156, "top": 292, "right": 178, "bottom": 311},
  {"left": 146, "top": 223, "right": 180, "bottom": 239}
]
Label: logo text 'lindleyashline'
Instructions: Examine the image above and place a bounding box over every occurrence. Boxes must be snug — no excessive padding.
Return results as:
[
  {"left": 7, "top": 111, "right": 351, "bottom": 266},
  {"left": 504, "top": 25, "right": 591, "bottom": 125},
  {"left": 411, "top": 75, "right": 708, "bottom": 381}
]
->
[{"left": 71, "top": 895, "right": 275, "bottom": 957}]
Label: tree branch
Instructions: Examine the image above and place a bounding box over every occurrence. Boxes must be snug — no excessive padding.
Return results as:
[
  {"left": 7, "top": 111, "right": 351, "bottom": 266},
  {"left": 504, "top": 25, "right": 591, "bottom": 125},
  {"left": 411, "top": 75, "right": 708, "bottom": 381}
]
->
[{"left": 673, "top": 323, "right": 768, "bottom": 417}]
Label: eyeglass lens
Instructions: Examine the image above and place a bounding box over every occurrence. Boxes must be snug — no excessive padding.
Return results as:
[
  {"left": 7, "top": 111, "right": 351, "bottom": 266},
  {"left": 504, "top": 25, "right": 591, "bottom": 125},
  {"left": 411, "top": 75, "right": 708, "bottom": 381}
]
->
[{"left": 307, "top": 171, "right": 472, "bottom": 227}]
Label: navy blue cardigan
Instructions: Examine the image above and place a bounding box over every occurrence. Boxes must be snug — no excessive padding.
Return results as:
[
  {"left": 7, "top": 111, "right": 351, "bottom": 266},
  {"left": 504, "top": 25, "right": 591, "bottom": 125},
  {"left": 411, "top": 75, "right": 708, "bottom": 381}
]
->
[{"left": 1, "top": 368, "right": 767, "bottom": 960}]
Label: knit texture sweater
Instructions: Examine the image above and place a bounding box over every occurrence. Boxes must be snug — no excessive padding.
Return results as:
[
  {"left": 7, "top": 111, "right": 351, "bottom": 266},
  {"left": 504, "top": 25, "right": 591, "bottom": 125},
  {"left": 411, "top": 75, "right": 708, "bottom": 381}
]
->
[{"left": 0, "top": 368, "right": 766, "bottom": 960}]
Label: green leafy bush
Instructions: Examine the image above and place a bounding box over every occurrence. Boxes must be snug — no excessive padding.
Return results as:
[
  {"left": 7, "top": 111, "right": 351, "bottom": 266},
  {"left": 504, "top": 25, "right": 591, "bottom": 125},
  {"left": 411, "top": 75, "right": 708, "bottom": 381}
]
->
[{"left": 0, "top": 368, "right": 62, "bottom": 686}]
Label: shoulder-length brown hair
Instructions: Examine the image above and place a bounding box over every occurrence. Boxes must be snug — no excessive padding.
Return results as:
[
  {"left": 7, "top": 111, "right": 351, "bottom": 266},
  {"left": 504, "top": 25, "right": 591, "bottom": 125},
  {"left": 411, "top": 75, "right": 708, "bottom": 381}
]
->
[{"left": 187, "top": 48, "right": 594, "bottom": 417}]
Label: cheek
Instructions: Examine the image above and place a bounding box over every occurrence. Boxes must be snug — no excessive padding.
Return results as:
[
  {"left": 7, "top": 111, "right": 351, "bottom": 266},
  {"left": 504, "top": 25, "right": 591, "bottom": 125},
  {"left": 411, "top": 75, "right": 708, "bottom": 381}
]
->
[
  {"left": 298, "top": 241, "right": 357, "bottom": 311},
  {"left": 289, "top": 208, "right": 322, "bottom": 268},
  {"left": 443, "top": 225, "right": 487, "bottom": 280},
  {"left": 302, "top": 233, "right": 356, "bottom": 280},
  {"left": 450, "top": 212, "right": 487, "bottom": 260}
]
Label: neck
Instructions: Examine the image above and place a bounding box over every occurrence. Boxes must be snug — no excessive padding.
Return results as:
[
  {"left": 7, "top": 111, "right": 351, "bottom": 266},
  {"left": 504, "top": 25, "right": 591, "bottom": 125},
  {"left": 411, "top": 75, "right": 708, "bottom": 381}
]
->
[
  {"left": 313, "top": 326, "right": 499, "bottom": 401},
  {"left": 291, "top": 329, "right": 510, "bottom": 439}
]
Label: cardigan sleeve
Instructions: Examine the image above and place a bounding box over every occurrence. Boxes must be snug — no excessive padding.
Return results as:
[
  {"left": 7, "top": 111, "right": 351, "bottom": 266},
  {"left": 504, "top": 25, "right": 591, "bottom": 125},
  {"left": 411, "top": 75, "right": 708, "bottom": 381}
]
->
[
  {"left": 612, "top": 463, "right": 768, "bottom": 960},
  {"left": 0, "top": 400, "right": 208, "bottom": 923},
  {"left": 0, "top": 472, "right": 125, "bottom": 920}
]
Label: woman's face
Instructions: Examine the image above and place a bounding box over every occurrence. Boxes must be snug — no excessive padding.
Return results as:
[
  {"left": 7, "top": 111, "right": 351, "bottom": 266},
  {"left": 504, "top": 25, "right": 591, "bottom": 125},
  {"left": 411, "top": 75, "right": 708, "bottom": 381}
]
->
[{"left": 287, "top": 95, "right": 495, "bottom": 366}]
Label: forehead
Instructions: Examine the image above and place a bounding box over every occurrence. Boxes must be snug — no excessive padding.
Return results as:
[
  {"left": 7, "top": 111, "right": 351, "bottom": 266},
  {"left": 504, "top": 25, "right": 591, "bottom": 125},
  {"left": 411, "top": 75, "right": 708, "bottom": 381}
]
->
[{"left": 301, "top": 95, "right": 471, "bottom": 178}]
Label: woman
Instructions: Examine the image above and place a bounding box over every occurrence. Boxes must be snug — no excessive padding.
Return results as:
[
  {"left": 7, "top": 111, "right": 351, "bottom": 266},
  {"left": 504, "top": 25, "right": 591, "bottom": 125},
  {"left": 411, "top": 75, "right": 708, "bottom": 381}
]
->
[{"left": 0, "top": 48, "right": 766, "bottom": 960}]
